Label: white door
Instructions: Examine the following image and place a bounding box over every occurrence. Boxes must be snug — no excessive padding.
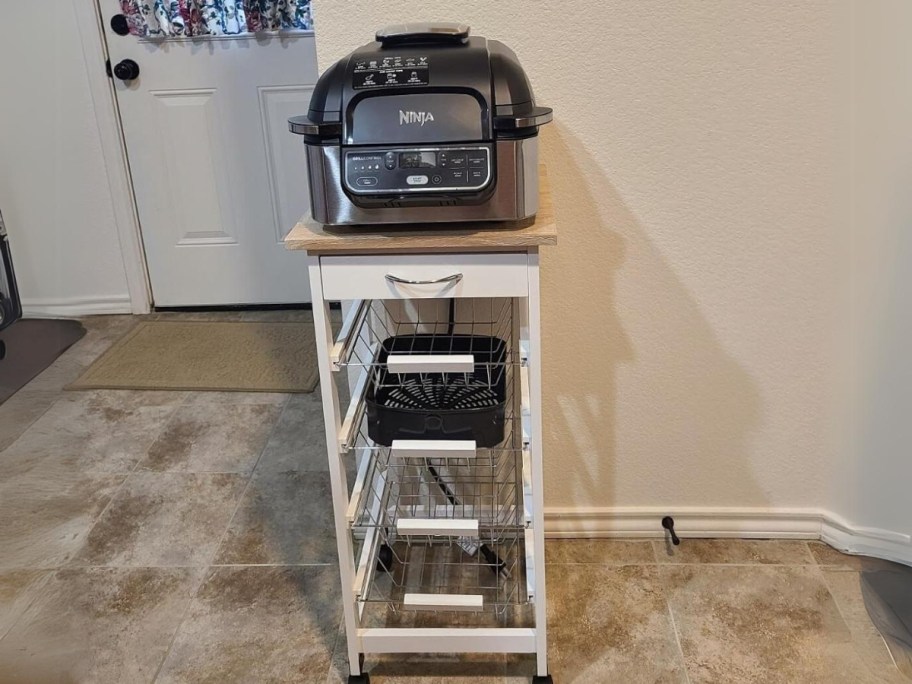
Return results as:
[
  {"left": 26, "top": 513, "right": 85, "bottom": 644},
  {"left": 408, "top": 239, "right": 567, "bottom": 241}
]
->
[{"left": 101, "top": 1, "right": 316, "bottom": 306}]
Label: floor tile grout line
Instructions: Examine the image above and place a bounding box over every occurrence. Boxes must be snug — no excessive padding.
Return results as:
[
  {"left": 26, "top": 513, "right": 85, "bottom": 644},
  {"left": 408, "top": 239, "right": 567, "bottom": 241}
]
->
[
  {"left": 148, "top": 394, "right": 296, "bottom": 679},
  {"left": 0, "top": 570, "right": 55, "bottom": 645},
  {"left": 799, "top": 540, "right": 820, "bottom": 565},
  {"left": 65, "top": 396, "right": 188, "bottom": 568},
  {"left": 2, "top": 563, "right": 337, "bottom": 570},
  {"left": 4, "top": 561, "right": 842, "bottom": 571},
  {"left": 665, "top": 600, "right": 693, "bottom": 684},
  {"left": 0, "top": 392, "right": 61, "bottom": 455},
  {"left": 324, "top": 614, "right": 346, "bottom": 683},
  {"left": 201, "top": 394, "right": 294, "bottom": 569},
  {"left": 67, "top": 387, "right": 284, "bottom": 569},
  {"left": 149, "top": 569, "right": 207, "bottom": 684},
  {"left": 545, "top": 561, "right": 835, "bottom": 568},
  {"left": 816, "top": 565, "right": 853, "bottom": 632},
  {"left": 815, "top": 563, "right": 900, "bottom": 671}
]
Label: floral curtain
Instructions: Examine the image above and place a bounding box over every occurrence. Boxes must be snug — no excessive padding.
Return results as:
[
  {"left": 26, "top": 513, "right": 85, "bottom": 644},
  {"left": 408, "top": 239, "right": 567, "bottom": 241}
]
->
[{"left": 121, "top": 1, "right": 313, "bottom": 37}]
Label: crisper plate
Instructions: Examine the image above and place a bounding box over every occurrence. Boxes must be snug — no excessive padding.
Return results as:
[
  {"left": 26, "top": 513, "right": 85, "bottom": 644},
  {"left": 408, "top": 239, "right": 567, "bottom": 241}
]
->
[
  {"left": 383, "top": 377, "right": 501, "bottom": 411},
  {"left": 367, "top": 334, "right": 508, "bottom": 447}
]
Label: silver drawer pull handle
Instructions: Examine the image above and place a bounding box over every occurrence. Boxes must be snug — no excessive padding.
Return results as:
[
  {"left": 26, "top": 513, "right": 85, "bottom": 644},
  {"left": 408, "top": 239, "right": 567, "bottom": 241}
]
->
[{"left": 385, "top": 272, "right": 464, "bottom": 286}]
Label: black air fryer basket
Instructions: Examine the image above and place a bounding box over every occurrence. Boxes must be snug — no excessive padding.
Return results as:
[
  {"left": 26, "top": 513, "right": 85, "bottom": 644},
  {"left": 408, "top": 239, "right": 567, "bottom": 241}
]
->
[{"left": 367, "top": 334, "right": 508, "bottom": 447}]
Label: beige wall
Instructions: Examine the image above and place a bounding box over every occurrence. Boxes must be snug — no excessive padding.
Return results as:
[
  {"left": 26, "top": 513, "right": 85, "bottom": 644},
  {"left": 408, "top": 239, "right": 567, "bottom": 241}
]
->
[{"left": 313, "top": 3, "right": 850, "bottom": 514}]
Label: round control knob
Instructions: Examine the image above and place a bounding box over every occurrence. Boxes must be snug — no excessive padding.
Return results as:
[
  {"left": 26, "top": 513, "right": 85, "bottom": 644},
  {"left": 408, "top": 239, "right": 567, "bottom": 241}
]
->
[{"left": 113, "top": 59, "right": 140, "bottom": 82}]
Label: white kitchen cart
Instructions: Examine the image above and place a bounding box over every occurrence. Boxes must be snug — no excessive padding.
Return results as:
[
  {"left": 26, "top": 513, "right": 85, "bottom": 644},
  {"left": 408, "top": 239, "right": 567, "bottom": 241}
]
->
[{"left": 285, "top": 176, "right": 556, "bottom": 683}]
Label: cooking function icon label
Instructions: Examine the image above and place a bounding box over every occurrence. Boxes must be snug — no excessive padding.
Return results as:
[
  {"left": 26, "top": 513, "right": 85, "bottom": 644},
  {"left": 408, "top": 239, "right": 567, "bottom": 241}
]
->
[{"left": 353, "top": 55, "right": 430, "bottom": 89}]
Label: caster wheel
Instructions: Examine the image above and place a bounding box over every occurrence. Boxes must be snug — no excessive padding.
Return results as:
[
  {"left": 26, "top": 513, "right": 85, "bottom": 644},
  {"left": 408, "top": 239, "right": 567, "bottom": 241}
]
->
[
  {"left": 532, "top": 676, "right": 553, "bottom": 683},
  {"left": 347, "top": 675, "right": 370, "bottom": 684},
  {"left": 376, "top": 544, "right": 393, "bottom": 572}
]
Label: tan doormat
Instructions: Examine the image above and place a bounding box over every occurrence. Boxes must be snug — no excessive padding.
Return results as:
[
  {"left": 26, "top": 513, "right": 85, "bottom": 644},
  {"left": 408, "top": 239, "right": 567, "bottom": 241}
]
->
[{"left": 68, "top": 320, "right": 318, "bottom": 393}]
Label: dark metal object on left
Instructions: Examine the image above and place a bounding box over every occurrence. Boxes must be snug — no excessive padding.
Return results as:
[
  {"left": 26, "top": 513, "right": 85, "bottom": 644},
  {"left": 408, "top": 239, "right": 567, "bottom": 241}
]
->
[
  {"left": 0, "top": 210, "right": 21, "bottom": 332},
  {"left": 662, "top": 516, "right": 681, "bottom": 545}
]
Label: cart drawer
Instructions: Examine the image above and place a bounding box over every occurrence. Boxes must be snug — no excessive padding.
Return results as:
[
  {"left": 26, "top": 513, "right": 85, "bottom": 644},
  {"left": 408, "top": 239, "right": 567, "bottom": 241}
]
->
[{"left": 319, "top": 254, "right": 528, "bottom": 300}]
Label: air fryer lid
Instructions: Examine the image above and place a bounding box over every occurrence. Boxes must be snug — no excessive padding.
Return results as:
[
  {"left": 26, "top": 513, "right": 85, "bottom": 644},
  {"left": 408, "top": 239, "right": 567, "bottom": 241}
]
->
[{"left": 289, "top": 23, "right": 552, "bottom": 142}]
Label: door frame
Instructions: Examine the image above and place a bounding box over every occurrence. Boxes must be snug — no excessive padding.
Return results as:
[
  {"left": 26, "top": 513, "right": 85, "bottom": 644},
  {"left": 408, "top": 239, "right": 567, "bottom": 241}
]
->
[{"left": 73, "top": 0, "right": 152, "bottom": 314}]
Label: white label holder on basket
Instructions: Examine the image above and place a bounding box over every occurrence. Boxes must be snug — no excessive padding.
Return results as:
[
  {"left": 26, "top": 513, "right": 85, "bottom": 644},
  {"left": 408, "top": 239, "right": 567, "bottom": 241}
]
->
[
  {"left": 386, "top": 354, "right": 475, "bottom": 374},
  {"left": 403, "top": 593, "right": 484, "bottom": 612},
  {"left": 396, "top": 518, "right": 480, "bottom": 537},
  {"left": 391, "top": 440, "right": 477, "bottom": 459}
]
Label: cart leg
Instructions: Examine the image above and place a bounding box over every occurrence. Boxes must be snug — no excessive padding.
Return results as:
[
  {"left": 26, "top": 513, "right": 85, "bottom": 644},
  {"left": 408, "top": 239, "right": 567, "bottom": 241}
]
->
[
  {"left": 524, "top": 250, "right": 550, "bottom": 678},
  {"left": 308, "top": 258, "right": 364, "bottom": 680},
  {"left": 347, "top": 654, "right": 369, "bottom": 683}
]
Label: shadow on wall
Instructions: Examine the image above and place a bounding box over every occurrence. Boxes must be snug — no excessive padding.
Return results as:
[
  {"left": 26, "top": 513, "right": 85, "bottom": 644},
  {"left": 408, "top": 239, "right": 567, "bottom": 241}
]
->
[{"left": 540, "top": 124, "right": 765, "bottom": 511}]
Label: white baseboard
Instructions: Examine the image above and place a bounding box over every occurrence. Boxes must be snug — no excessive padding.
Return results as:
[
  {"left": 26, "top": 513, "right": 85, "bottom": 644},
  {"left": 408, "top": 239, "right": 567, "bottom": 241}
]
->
[
  {"left": 545, "top": 506, "right": 912, "bottom": 566},
  {"left": 21, "top": 294, "right": 133, "bottom": 318},
  {"left": 821, "top": 512, "right": 912, "bottom": 566}
]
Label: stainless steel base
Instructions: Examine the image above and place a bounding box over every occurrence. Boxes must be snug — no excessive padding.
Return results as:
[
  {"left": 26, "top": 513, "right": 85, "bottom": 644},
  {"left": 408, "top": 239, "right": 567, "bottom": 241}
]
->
[{"left": 305, "top": 138, "right": 540, "bottom": 226}]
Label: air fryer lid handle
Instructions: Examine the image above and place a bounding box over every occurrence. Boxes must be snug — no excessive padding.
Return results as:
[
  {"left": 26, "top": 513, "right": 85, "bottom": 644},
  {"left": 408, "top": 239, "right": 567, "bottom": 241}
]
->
[
  {"left": 493, "top": 106, "right": 553, "bottom": 131},
  {"left": 376, "top": 22, "right": 470, "bottom": 47},
  {"left": 288, "top": 115, "right": 341, "bottom": 138}
]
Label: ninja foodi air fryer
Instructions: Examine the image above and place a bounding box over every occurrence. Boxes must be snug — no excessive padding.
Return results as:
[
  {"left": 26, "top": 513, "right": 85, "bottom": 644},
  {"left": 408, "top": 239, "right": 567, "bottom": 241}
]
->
[{"left": 289, "top": 23, "right": 552, "bottom": 226}]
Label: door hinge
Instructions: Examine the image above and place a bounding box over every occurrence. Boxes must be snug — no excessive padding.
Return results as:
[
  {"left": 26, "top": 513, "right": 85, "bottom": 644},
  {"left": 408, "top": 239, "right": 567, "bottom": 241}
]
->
[{"left": 105, "top": 59, "right": 113, "bottom": 78}]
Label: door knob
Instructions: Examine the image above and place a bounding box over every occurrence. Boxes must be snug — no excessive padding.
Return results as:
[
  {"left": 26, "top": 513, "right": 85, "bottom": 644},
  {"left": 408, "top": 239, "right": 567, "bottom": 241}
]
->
[
  {"left": 113, "top": 59, "right": 140, "bottom": 81},
  {"left": 110, "top": 14, "right": 130, "bottom": 36}
]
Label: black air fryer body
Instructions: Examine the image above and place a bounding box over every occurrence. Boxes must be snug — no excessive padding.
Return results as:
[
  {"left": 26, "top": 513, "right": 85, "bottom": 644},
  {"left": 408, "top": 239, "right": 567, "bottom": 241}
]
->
[{"left": 289, "top": 23, "right": 552, "bottom": 225}]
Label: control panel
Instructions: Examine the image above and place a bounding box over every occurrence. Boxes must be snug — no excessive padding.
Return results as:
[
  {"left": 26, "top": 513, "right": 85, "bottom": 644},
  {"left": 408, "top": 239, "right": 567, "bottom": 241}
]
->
[{"left": 343, "top": 146, "right": 492, "bottom": 195}]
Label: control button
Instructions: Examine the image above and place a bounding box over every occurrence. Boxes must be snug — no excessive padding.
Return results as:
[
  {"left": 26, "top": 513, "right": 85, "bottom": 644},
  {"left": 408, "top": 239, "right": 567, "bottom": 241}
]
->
[
  {"left": 356, "top": 176, "right": 379, "bottom": 187},
  {"left": 431, "top": 175, "right": 443, "bottom": 185},
  {"left": 469, "top": 168, "right": 487, "bottom": 184},
  {"left": 468, "top": 154, "right": 487, "bottom": 168},
  {"left": 449, "top": 169, "right": 467, "bottom": 184},
  {"left": 384, "top": 152, "right": 397, "bottom": 170},
  {"left": 448, "top": 154, "right": 467, "bottom": 168},
  {"left": 406, "top": 175, "right": 429, "bottom": 186}
]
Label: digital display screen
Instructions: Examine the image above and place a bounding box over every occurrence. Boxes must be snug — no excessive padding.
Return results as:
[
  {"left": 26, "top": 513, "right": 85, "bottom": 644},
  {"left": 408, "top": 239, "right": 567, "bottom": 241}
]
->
[{"left": 399, "top": 151, "right": 437, "bottom": 168}]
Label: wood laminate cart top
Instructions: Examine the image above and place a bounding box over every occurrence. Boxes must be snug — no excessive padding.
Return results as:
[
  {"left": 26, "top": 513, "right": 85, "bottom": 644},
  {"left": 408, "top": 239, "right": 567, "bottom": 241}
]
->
[{"left": 284, "top": 167, "right": 556, "bottom": 255}]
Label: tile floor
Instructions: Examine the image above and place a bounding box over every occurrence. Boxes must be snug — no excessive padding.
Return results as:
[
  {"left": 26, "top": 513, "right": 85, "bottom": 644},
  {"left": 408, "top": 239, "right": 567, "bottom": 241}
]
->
[{"left": 0, "top": 314, "right": 907, "bottom": 683}]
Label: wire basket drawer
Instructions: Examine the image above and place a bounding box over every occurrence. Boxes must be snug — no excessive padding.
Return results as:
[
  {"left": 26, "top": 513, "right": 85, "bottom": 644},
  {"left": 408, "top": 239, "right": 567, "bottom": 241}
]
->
[{"left": 366, "top": 334, "right": 508, "bottom": 447}]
